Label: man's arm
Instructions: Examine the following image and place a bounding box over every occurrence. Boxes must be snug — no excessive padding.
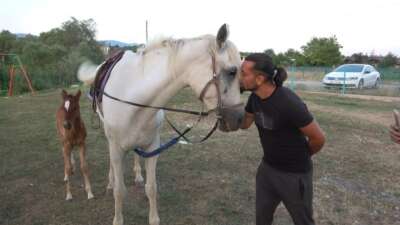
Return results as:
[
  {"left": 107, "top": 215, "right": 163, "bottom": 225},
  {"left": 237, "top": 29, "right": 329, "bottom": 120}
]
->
[
  {"left": 300, "top": 120, "right": 325, "bottom": 156},
  {"left": 240, "top": 112, "right": 254, "bottom": 129}
]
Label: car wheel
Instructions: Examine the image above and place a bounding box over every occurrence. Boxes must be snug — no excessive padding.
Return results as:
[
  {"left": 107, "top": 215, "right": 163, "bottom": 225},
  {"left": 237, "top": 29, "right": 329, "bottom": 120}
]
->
[
  {"left": 358, "top": 79, "right": 364, "bottom": 90},
  {"left": 374, "top": 78, "right": 381, "bottom": 89}
]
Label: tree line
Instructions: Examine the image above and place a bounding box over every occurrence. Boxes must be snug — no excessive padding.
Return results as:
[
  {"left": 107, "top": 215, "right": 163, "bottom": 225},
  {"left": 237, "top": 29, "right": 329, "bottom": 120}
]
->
[
  {"left": 241, "top": 37, "right": 399, "bottom": 68},
  {"left": 1, "top": 18, "right": 399, "bottom": 94},
  {"left": 0, "top": 17, "right": 104, "bottom": 93}
]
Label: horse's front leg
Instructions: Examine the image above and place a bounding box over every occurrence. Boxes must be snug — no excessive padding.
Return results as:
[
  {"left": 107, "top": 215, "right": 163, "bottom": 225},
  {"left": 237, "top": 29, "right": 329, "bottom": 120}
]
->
[
  {"left": 145, "top": 140, "right": 160, "bottom": 225},
  {"left": 79, "top": 143, "right": 94, "bottom": 199},
  {"left": 110, "top": 143, "right": 127, "bottom": 225},
  {"left": 133, "top": 153, "right": 144, "bottom": 185},
  {"left": 107, "top": 160, "right": 114, "bottom": 191}
]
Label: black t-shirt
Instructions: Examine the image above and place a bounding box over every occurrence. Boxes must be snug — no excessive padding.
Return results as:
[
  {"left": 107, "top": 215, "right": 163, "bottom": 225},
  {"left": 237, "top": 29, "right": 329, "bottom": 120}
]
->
[{"left": 245, "top": 86, "right": 314, "bottom": 173}]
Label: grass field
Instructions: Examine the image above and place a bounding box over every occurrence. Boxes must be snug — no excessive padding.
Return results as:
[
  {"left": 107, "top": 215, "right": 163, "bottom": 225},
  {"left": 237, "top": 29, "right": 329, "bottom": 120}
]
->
[{"left": 1, "top": 88, "right": 400, "bottom": 225}]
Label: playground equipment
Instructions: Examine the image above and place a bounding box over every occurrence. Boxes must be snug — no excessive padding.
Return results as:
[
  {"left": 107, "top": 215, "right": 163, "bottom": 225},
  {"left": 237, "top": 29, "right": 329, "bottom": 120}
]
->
[{"left": 0, "top": 53, "right": 35, "bottom": 96}]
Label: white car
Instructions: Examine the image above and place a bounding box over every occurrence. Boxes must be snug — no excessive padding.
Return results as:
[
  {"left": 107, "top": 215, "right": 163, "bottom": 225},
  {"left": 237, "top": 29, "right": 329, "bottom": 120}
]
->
[{"left": 322, "top": 64, "right": 381, "bottom": 89}]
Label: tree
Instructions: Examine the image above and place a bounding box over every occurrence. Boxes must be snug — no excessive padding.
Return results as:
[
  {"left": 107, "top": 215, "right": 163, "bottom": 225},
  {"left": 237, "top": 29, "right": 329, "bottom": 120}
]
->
[
  {"left": 263, "top": 48, "right": 276, "bottom": 58},
  {"left": 379, "top": 53, "right": 398, "bottom": 67},
  {"left": 0, "top": 30, "right": 17, "bottom": 53},
  {"left": 301, "top": 36, "right": 343, "bottom": 66},
  {"left": 345, "top": 53, "right": 369, "bottom": 64},
  {"left": 38, "top": 17, "right": 103, "bottom": 63},
  {"left": 284, "top": 48, "right": 307, "bottom": 66}
]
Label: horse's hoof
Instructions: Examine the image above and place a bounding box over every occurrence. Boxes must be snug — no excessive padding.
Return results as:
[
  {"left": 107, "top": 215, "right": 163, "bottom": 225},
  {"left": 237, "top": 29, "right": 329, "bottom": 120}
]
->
[
  {"left": 88, "top": 192, "right": 94, "bottom": 199},
  {"left": 65, "top": 193, "right": 73, "bottom": 201},
  {"left": 106, "top": 183, "right": 113, "bottom": 190},
  {"left": 134, "top": 178, "right": 144, "bottom": 187},
  {"left": 105, "top": 186, "right": 113, "bottom": 195},
  {"left": 113, "top": 216, "right": 123, "bottom": 225}
]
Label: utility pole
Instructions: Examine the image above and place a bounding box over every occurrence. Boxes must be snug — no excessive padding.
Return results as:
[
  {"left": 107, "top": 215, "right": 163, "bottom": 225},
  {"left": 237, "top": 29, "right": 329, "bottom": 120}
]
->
[{"left": 146, "top": 20, "right": 148, "bottom": 44}]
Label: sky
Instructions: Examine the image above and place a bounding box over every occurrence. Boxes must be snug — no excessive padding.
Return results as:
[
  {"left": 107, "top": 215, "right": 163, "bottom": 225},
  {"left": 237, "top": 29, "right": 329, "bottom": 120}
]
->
[{"left": 1, "top": 0, "right": 399, "bottom": 56}]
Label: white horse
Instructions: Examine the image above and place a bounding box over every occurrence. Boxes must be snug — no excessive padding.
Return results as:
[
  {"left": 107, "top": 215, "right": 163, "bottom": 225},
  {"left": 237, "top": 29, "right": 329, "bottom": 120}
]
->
[{"left": 78, "top": 24, "right": 244, "bottom": 225}]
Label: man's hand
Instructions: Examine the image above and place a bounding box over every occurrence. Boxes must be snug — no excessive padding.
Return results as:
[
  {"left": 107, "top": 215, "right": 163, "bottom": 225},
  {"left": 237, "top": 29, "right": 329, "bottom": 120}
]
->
[
  {"left": 240, "top": 112, "right": 254, "bottom": 129},
  {"left": 300, "top": 120, "right": 325, "bottom": 156},
  {"left": 389, "top": 125, "right": 400, "bottom": 144}
]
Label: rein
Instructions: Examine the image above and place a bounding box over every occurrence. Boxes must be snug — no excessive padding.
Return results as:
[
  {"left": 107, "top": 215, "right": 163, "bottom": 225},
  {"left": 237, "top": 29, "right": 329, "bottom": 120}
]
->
[{"left": 101, "top": 91, "right": 209, "bottom": 116}]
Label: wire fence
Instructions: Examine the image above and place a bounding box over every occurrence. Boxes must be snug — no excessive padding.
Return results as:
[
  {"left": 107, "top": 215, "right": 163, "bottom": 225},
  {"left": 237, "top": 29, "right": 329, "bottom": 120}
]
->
[
  {"left": 285, "top": 66, "right": 400, "bottom": 97},
  {"left": 1, "top": 65, "right": 400, "bottom": 97}
]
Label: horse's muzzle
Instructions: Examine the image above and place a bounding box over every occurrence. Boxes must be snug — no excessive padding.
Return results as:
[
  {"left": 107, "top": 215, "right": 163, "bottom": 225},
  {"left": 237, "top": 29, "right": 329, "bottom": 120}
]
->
[
  {"left": 63, "top": 121, "right": 72, "bottom": 130},
  {"left": 218, "top": 103, "right": 244, "bottom": 132}
]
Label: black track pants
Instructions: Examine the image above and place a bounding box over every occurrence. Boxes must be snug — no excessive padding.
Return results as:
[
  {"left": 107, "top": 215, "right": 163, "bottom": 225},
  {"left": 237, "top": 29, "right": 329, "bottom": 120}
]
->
[{"left": 256, "top": 161, "right": 315, "bottom": 225}]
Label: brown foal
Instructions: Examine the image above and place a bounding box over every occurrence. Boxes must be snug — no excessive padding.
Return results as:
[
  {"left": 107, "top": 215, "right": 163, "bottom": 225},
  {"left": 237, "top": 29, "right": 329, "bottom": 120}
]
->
[{"left": 56, "top": 89, "right": 94, "bottom": 200}]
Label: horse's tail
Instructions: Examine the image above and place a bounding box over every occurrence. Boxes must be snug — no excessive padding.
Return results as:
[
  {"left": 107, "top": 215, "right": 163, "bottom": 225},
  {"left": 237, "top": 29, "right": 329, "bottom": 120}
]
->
[{"left": 77, "top": 61, "right": 100, "bottom": 85}]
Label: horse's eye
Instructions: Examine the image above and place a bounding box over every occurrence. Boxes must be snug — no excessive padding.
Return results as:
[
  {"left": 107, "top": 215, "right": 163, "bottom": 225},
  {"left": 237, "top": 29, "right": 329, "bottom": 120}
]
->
[{"left": 228, "top": 67, "right": 237, "bottom": 76}]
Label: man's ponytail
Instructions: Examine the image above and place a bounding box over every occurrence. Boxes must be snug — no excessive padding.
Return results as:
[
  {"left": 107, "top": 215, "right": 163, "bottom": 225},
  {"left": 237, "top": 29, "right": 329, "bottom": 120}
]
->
[{"left": 273, "top": 67, "right": 287, "bottom": 87}]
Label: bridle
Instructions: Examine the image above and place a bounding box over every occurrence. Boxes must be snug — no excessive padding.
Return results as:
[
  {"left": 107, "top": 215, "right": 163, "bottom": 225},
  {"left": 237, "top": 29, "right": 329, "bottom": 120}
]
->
[
  {"left": 199, "top": 53, "right": 222, "bottom": 119},
  {"left": 97, "top": 51, "right": 230, "bottom": 144}
]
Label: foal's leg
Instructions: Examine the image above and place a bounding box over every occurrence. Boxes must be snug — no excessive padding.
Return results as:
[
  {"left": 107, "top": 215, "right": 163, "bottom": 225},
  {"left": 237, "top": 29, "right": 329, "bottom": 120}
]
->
[
  {"left": 79, "top": 143, "right": 94, "bottom": 199},
  {"left": 62, "top": 143, "right": 73, "bottom": 200},
  {"left": 133, "top": 153, "right": 144, "bottom": 185},
  {"left": 110, "top": 143, "right": 127, "bottom": 225},
  {"left": 145, "top": 139, "right": 161, "bottom": 225},
  {"left": 71, "top": 151, "right": 76, "bottom": 174}
]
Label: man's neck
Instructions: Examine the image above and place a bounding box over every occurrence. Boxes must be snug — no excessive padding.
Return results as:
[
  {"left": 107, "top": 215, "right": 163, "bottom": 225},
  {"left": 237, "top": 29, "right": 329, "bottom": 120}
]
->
[{"left": 254, "top": 83, "right": 276, "bottom": 100}]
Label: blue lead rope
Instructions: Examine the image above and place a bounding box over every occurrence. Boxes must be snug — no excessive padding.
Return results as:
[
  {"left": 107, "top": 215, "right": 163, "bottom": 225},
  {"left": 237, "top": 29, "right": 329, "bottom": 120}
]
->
[
  {"left": 133, "top": 126, "right": 192, "bottom": 158},
  {"left": 133, "top": 137, "right": 180, "bottom": 158}
]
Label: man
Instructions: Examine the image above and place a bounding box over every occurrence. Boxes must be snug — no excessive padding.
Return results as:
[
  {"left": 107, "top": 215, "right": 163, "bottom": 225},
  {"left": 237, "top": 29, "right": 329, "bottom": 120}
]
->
[{"left": 239, "top": 53, "right": 325, "bottom": 225}]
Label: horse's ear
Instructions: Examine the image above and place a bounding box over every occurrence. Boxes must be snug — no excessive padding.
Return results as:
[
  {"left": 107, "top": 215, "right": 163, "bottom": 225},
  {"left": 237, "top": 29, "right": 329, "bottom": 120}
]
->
[
  {"left": 62, "top": 89, "right": 67, "bottom": 99},
  {"left": 75, "top": 90, "right": 81, "bottom": 99},
  {"left": 216, "top": 24, "right": 229, "bottom": 49}
]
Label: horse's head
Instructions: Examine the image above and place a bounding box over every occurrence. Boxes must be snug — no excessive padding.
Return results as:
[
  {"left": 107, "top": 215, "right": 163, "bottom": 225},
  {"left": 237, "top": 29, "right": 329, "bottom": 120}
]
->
[
  {"left": 183, "top": 24, "right": 244, "bottom": 132},
  {"left": 60, "top": 89, "right": 81, "bottom": 130}
]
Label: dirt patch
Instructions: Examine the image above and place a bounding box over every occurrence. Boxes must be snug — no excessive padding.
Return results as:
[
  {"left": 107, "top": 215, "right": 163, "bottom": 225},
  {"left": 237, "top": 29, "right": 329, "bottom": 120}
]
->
[
  {"left": 307, "top": 101, "right": 393, "bottom": 127},
  {"left": 302, "top": 91, "right": 400, "bottom": 103}
]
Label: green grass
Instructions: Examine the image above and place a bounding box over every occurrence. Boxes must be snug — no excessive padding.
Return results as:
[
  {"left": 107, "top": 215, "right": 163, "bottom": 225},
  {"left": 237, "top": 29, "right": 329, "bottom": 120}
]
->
[{"left": 1, "top": 89, "right": 400, "bottom": 225}]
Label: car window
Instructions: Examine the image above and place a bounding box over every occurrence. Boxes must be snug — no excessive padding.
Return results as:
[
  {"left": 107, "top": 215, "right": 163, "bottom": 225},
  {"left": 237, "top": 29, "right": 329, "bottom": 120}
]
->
[
  {"left": 364, "top": 66, "right": 371, "bottom": 73},
  {"left": 334, "top": 65, "right": 363, "bottom": 73}
]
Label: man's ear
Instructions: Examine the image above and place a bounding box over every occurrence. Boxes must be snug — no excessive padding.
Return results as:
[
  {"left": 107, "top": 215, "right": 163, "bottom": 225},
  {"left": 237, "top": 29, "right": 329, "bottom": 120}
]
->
[{"left": 255, "top": 74, "right": 265, "bottom": 86}]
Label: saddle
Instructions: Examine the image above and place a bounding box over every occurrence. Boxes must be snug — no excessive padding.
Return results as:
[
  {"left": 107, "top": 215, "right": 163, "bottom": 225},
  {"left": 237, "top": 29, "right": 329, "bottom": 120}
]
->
[{"left": 90, "top": 50, "right": 125, "bottom": 114}]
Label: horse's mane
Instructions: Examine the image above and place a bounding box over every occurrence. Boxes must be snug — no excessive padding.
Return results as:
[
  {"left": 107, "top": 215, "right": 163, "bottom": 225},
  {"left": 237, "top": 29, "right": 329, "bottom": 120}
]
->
[
  {"left": 138, "top": 35, "right": 219, "bottom": 55},
  {"left": 136, "top": 34, "right": 240, "bottom": 78}
]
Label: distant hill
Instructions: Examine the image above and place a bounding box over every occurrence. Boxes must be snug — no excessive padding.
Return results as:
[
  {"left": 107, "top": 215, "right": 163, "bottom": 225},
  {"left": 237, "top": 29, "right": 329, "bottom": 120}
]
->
[
  {"left": 98, "top": 40, "right": 137, "bottom": 47},
  {"left": 15, "top": 33, "right": 31, "bottom": 38},
  {"left": 11, "top": 33, "right": 138, "bottom": 48}
]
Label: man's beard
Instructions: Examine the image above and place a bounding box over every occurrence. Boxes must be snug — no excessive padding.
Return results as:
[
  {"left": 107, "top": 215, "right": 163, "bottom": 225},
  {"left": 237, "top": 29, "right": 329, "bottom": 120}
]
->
[{"left": 240, "top": 85, "right": 257, "bottom": 93}]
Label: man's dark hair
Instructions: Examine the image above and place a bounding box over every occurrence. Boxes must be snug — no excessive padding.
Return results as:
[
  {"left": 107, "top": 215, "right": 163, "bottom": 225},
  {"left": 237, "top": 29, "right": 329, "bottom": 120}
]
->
[{"left": 245, "top": 53, "right": 287, "bottom": 87}]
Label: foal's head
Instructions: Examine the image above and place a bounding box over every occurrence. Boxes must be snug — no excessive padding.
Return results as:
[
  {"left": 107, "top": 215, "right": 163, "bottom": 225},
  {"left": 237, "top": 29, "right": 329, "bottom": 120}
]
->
[{"left": 60, "top": 89, "right": 82, "bottom": 130}]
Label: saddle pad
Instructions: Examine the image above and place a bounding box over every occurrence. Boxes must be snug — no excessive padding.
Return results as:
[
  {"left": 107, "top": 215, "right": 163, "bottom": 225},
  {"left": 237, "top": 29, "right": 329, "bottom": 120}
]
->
[{"left": 90, "top": 50, "right": 125, "bottom": 112}]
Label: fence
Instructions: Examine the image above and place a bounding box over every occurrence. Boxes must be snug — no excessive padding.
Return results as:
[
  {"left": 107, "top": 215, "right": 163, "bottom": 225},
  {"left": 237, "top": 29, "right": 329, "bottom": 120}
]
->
[{"left": 285, "top": 66, "right": 400, "bottom": 97}]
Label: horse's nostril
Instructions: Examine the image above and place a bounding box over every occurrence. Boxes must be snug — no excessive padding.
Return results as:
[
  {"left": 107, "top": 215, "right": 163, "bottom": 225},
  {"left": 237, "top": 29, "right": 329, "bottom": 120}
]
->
[
  {"left": 240, "top": 86, "right": 245, "bottom": 94},
  {"left": 63, "top": 121, "right": 71, "bottom": 129}
]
